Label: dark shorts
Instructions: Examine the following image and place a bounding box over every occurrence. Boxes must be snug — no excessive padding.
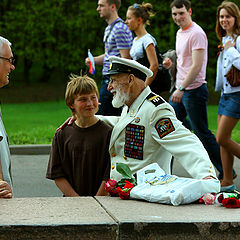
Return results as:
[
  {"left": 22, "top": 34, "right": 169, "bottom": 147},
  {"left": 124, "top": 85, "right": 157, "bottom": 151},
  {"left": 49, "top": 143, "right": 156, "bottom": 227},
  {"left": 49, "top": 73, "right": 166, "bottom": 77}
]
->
[{"left": 218, "top": 92, "right": 240, "bottom": 119}]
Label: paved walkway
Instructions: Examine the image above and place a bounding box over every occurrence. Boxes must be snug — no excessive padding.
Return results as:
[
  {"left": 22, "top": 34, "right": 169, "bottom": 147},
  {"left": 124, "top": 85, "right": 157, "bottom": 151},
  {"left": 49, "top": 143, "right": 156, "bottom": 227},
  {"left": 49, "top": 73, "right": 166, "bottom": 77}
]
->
[
  {"left": 2, "top": 145, "right": 240, "bottom": 239},
  {"left": 9, "top": 145, "right": 240, "bottom": 198}
]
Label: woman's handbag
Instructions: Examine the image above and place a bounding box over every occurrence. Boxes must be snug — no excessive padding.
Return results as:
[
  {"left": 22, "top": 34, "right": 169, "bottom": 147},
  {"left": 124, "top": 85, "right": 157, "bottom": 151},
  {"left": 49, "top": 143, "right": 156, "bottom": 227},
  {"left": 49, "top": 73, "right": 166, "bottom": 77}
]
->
[
  {"left": 224, "top": 36, "right": 240, "bottom": 87},
  {"left": 225, "top": 65, "right": 240, "bottom": 87}
]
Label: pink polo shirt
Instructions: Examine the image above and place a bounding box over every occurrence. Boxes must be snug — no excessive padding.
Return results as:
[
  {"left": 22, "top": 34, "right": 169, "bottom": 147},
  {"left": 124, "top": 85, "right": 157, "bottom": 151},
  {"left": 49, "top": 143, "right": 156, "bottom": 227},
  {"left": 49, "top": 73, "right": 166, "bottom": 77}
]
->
[{"left": 176, "top": 22, "right": 207, "bottom": 90}]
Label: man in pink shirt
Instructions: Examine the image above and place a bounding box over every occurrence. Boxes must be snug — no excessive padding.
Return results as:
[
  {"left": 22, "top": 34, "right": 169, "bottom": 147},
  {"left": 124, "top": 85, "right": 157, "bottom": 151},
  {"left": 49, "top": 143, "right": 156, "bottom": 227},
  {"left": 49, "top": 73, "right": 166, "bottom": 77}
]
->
[{"left": 168, "top": 0, "right": 234, "bottom": 180}]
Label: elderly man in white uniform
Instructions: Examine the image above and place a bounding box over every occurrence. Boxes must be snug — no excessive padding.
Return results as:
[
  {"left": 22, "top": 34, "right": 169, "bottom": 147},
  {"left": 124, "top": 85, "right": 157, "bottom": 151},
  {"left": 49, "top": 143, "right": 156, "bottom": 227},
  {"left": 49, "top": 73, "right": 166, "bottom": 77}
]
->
[{"left": 99, "top": 56, "right": 217, "bottom": 181}]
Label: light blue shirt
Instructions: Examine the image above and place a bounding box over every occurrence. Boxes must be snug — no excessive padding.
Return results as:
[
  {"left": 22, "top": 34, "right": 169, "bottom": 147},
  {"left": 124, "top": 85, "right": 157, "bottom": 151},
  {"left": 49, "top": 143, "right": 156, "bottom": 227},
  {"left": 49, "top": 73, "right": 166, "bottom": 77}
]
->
[
  {"left": 130, "top": 33, "right": 156, "bottom": 60},
  {"left": 0, "top": 113, "right": 13, "bottom": 190}
]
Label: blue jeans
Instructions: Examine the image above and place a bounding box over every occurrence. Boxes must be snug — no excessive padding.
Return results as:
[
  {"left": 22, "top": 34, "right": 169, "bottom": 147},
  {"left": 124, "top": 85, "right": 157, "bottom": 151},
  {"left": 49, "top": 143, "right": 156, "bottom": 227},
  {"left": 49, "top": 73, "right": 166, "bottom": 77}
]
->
[
  {"left": 169, "top": 84, "right": 226, "bottom": 178},
  {"left": 97, "top": 75, "right": 122, "bottom": 116},
  {"left": 218, "top": 92, "right": 240, "bottom": 119}
]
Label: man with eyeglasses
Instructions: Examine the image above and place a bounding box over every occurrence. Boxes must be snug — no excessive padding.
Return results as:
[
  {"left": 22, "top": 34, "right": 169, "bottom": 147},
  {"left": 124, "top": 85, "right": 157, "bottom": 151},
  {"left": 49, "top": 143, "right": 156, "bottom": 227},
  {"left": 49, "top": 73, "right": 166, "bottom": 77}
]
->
[{"left": 0, "top": 36, "right": 15, "bottom": 198}]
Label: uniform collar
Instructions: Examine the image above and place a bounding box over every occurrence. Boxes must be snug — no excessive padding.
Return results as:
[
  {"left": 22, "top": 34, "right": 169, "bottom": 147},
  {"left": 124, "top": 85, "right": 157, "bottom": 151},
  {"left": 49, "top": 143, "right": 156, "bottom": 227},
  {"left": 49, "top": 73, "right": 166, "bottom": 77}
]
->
[{"left": 128, "top": 86, "right": 151, "bottom": 117}]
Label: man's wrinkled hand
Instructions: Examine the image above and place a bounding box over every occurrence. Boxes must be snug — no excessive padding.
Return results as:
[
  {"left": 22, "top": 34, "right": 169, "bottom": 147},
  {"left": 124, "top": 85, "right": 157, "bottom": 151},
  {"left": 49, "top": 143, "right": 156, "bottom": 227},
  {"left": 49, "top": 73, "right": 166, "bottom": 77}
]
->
[
  {"left": 0, "top": 180, "right": 12, "bottom": 198},
  {"left": 56, "top": 116, "right": 76, "bottom": 132}
]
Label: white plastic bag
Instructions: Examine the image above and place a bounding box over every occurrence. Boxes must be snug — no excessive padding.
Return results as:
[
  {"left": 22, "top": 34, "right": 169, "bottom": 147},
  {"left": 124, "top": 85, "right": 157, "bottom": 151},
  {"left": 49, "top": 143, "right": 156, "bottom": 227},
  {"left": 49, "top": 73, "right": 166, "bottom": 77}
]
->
[{"left": 130, "top": 163, "right": 220, "bottom": 206}]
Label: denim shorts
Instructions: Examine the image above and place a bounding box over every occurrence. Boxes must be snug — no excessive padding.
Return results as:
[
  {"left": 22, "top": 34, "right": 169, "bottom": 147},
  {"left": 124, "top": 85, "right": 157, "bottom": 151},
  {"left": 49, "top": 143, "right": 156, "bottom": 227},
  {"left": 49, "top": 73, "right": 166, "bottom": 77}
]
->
[{"left": 218, "top": 91, "right": 240, "bottom": 119}]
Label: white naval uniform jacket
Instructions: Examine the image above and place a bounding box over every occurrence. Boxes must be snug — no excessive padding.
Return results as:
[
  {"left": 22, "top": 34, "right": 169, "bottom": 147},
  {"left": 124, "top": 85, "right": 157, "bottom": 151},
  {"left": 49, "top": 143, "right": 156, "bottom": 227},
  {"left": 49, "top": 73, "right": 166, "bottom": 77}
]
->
[{"left": 99, "top": 86, "right": 216, "bottom": 181}]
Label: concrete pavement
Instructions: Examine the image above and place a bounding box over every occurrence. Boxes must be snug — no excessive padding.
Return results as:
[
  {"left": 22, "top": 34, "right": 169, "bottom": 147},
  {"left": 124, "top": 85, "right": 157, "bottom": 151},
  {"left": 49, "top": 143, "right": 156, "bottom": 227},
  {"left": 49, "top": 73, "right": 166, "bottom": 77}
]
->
[
  {"left": 9, "top": 144, "right": 240, "bottom": 198},
  {"left": 2, "top": 144, "right": 240, "bottom": 239},
  {"left": 11, "top": 154, "right": 62, "bottom": 198},
  {"left": 1, "top": 196, "right": 240, "bottom": 240}
]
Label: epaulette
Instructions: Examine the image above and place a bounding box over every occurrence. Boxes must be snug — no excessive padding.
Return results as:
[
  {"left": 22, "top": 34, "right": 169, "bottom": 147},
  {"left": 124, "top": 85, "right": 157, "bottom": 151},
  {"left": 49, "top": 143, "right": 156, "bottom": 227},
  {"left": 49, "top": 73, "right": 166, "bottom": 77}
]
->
[{"left": 147, "top": 93, "right": 164, "bottom": 107}]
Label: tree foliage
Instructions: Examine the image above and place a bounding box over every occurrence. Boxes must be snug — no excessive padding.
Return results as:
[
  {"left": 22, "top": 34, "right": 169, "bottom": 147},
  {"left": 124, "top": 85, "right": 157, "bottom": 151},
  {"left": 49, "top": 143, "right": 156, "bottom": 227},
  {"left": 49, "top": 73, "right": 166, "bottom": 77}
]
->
[{"left": 0, "top": 0, "right": 239, "bottom": 90}]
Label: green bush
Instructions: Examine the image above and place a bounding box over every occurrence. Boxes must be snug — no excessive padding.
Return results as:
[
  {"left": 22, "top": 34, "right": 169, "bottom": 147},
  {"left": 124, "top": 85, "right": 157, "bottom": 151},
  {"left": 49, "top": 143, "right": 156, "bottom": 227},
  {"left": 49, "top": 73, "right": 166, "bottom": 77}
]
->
[{"left": 0, "top": 0, "right": 238, "bottom": 93}]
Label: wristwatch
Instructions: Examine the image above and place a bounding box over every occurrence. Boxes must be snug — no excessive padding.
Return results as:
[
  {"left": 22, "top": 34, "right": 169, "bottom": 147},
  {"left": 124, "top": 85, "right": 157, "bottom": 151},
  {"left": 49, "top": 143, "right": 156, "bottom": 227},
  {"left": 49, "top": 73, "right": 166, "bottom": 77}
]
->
[{"left": 178, "top": 85, "right": 185, "bottom": 91}]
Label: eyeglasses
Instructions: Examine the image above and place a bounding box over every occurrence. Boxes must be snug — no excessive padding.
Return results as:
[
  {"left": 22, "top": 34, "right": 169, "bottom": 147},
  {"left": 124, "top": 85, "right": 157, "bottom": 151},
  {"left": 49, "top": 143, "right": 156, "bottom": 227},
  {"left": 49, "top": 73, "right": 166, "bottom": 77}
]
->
[{"left": 0, "top": 56, "right": 15, "bottom": 65}]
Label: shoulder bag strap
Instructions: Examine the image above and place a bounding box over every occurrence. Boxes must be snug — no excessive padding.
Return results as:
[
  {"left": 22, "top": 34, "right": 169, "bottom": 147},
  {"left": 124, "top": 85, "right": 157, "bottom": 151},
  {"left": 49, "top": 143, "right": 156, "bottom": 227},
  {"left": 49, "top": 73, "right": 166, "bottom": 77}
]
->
[
  {"left": 142, "top": 42, "right": 147, "bottom": 59},
  {"left": 104, "top": 19, "right": 123, "bottom": 43}
]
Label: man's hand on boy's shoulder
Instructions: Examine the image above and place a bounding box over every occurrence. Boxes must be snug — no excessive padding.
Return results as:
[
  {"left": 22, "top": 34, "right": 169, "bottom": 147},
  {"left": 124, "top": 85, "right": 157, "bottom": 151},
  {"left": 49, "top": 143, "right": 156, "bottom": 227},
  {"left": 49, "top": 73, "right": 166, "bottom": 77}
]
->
[{"left": 56, "top": 116, "right": 76, "bottom": 132}]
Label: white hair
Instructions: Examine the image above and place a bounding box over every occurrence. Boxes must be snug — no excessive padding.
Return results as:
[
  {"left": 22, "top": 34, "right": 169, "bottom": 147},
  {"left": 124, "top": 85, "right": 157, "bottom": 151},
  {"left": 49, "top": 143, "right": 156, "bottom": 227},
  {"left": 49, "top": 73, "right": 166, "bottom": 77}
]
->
[{"left": 0, "top": 36, "right": 11, "bottom": 55}]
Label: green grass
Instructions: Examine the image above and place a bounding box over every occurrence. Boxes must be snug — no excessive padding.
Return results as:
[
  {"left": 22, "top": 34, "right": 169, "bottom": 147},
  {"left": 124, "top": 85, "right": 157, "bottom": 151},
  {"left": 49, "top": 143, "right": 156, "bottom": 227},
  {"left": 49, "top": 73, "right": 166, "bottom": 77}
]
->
[
  {"left": 1, "top": 101, "right": 240, "bottom": 145},
  {"left": 207, "top": 105, "right": 240, "bottom": 142},
  {"left": 1, "top": 100, "right": 70, "bottom": 145}
]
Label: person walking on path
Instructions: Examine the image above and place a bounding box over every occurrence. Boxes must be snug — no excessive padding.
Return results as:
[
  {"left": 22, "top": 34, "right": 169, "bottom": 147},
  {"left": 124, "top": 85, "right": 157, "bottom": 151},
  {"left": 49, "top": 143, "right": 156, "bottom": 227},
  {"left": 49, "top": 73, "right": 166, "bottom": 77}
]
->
[
  {"left": 85, "top": 0, "right": 132, "bottom": 116},
  {"left": 125, "top": 2, "right": 172, "bottom": 94},
  {"left": 167, "top": 0, "right": 229, "bottom": 180},
  {"left": 125, "top": 3, "right": 158, "bottom": 87},
  {"left": 215, "top": 1, "right": 240, "bottom": 192}
]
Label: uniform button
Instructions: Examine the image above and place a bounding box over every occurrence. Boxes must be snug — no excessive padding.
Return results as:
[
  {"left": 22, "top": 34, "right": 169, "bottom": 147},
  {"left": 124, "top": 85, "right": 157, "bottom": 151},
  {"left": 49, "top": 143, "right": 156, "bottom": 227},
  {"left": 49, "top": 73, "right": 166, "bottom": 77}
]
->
[
  {"left": 209, "top": 165, "right": 212, "bottom": 169},
  {"left": 130, "top": 109, "right": 135, "bottom": 116},
  {"left": 112, "top": 153, "right": 116, "bottom": 157},
  {"left": 225, "top": 84, "right": 228, "bottom": 86},
  {"left": 209, "top": 170, "right": 213, "bottom": 173},
  {"left": 124, "top": 156, "right": 127, "bottom": 160},
  {"left": 112, "top": 165, "right": 115, "bottom": 170}
]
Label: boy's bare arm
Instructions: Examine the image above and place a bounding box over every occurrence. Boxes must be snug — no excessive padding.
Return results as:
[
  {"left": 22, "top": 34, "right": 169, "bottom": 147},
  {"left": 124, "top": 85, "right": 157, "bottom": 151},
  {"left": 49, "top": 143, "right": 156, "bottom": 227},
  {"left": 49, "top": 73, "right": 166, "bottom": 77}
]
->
[
  {"left": 96, "top": 180, "right": 109, "bottom": 196},
  {"left": 55, "top": 177, "right": 79, "bottom": 197}
]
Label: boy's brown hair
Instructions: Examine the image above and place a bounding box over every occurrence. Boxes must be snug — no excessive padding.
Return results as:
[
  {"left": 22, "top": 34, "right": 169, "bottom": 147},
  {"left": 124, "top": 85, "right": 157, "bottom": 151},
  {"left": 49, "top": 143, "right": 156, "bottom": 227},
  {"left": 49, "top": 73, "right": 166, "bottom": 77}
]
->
[{"left": 65, "top": 74, "right": 99, "bottom": 115}]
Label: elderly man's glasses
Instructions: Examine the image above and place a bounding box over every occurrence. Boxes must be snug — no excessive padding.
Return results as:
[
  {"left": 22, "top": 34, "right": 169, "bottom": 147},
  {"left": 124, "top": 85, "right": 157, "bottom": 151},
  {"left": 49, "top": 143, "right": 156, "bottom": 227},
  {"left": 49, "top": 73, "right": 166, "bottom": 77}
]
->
[{"left": 0, "top": 56, "right": 15, "bottom": 65}]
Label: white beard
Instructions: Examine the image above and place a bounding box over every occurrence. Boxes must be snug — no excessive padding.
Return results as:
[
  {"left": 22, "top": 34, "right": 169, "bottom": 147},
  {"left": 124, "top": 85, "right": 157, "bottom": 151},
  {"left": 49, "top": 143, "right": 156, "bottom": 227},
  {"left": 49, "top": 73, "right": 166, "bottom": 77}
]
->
[{"left": 111, "top": 87, "right": 129, "bottom": 108}]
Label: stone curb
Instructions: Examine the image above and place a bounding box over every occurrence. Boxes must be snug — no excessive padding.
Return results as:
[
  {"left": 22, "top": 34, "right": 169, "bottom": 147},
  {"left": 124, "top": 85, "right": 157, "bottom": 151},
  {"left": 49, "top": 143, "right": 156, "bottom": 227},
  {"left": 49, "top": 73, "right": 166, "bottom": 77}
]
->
[
  {"left": 9, "top": 144, "right": 51, "bottom": 155},
  {"left": 2, "top": 197, "right": 240, "bottom": 240}
]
